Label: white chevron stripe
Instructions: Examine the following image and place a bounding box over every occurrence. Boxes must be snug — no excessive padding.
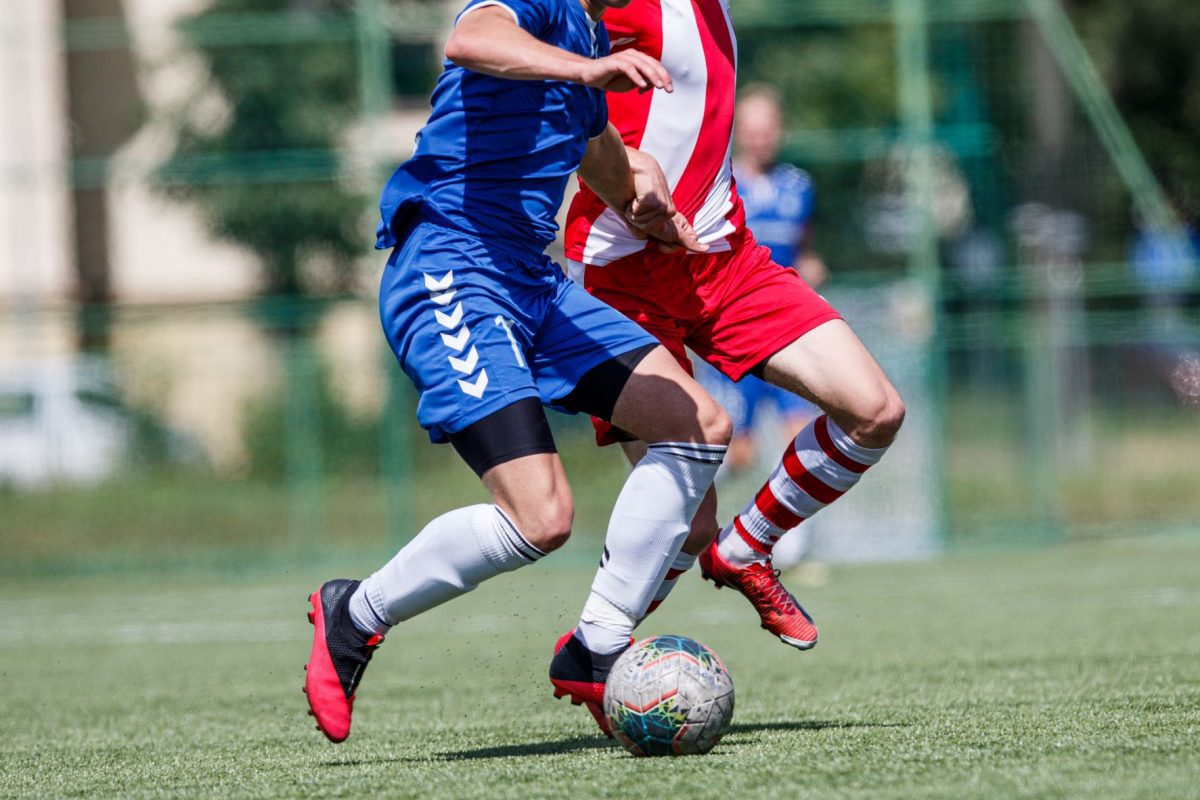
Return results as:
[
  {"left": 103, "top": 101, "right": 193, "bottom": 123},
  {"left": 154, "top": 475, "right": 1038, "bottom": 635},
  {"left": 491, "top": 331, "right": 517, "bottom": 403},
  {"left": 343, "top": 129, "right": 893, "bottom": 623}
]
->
[
  {"left": 440, "top": 325, "right": 471, "bottom": 352},
  {"left": 435, "top": 302, "right": 463, "bottom": 329},
  {"left": 424, "top": 271, "right": 454, "bottom": 292},
  {"left": 430, "top": 289, "right": 457, "bottom": 306},
  {"left": 448, "top": 345, "right": 479, "bottom": 375},
  {"left": 458, "top": 369, "right": 489, "bottom": 398}
]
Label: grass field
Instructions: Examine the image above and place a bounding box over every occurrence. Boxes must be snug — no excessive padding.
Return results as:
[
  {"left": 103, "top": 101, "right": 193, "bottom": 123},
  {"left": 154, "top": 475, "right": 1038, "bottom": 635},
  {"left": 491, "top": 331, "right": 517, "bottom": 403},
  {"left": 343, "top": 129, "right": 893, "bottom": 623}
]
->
[{"left": 2, "top": 533, "right": 1199, "bottom": 799}]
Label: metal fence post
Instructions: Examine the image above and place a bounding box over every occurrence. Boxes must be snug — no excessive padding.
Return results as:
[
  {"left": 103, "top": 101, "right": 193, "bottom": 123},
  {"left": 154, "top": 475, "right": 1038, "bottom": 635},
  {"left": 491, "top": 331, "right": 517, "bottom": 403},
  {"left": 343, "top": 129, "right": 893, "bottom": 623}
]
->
[
  {"left": 284, "top": 331, "right": 324, "bottom": 555},
  {"left": 895, "top": 0, "right": 949, "bottom": 547}
]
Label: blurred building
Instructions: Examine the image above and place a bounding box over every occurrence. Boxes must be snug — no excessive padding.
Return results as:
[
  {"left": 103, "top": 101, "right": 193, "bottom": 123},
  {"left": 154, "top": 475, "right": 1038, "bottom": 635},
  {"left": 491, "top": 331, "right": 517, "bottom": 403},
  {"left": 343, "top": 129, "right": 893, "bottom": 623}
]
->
[{"left": 1, "top": 0, "right": 438, "bottom": 477}]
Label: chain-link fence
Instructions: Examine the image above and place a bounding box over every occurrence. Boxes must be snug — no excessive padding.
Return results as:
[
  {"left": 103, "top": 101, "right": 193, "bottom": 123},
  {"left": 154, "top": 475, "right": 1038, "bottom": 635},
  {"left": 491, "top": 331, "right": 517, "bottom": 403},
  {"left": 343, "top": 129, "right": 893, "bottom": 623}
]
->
[{"left": 1, "top": 0, "right": 1197, "bottom": 575}]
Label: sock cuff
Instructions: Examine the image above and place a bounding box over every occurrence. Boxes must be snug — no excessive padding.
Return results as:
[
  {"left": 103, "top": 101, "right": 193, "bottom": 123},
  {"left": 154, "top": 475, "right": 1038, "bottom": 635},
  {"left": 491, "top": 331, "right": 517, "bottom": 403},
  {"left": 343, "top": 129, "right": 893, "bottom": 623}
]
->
[
  {"left": 670, "top": 550, "right": 698, "bottom": 572},
  {"left": 472, "top": 504, "right": 544, "bottom": 573},
  {"left": 494, "top": 505, "right": 546, "bottom": 560},
  {"left": 647, "top": 441, "right": 728, "bottom": 465},
  {"left": 820, "top": 416, "right": 889, "bottom": 467},
  {"left": 361, "top": 578, "right": 396, "bottom": 632},
  {"left": 643, "top": 441, "right": 727, "bottom": 495}
]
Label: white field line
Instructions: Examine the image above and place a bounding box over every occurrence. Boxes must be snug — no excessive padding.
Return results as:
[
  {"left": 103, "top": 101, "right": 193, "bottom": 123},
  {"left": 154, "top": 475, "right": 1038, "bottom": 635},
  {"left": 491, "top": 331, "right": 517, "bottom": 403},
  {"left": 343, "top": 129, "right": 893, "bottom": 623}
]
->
[{"left": 0, "top": 584, "right": 1198, "bottom": 646}]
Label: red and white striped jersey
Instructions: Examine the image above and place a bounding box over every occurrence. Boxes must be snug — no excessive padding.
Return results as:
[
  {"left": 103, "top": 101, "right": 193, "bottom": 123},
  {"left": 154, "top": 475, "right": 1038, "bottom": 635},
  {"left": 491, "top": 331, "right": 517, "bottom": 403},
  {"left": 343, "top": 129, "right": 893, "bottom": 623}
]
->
[{"left": 564, "top": 0, "right": 745, "bottom": 266}]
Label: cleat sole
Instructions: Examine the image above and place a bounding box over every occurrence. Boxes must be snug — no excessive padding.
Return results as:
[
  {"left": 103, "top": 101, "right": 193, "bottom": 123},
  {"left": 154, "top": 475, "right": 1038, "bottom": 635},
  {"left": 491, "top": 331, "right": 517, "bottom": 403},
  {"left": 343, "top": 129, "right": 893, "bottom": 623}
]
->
[{"left": 779, "top": 634, "right": 818, "bottom": 650}]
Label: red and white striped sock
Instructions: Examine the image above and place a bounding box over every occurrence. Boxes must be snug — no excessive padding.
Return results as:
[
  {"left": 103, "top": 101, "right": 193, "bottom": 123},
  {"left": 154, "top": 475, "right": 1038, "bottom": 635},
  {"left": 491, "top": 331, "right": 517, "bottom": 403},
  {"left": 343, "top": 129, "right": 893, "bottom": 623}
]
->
[{"left": 716, "top": 415, "right": 889, "bottom": 567}]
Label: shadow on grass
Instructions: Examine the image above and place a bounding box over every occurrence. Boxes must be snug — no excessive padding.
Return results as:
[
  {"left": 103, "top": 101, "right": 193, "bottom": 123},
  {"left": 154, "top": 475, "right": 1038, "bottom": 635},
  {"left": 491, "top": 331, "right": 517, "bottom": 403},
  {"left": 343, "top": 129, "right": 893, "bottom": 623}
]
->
[
  {"left": 728, "top": 719, "right": 906, "bottom": 735},
  {"left": 415, "top": 720, "right": 906, "bottom": 763},
  {"left": 433, "top": 735, "right": 612, "bottom": 762}
]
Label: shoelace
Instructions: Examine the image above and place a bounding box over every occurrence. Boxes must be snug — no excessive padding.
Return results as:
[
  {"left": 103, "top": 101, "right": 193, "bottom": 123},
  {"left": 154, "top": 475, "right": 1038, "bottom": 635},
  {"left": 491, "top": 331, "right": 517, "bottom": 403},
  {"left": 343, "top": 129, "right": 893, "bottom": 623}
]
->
[{"left": 746, "top": 563, "right": 800, "bottom": 616}]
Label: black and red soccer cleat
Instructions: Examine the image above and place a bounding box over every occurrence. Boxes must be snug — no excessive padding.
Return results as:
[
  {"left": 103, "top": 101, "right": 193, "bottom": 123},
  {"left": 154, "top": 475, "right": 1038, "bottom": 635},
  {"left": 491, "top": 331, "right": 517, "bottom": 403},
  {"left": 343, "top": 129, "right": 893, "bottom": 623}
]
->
[
  {"left": 303, "top": 579, "right": 384, "bottom": 743},
  {"left": 549, "top": 630, "right": 625, "bottom": 739},
  {"left": 699, "top": 540, "right": 819, "bottom": 650}
]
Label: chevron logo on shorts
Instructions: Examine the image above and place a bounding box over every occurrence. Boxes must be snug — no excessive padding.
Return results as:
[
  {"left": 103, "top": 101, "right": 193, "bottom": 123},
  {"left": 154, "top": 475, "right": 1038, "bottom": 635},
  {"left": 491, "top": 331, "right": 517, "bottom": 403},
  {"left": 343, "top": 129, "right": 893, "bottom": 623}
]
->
[{"left": 426, "top": 271, "right": 488, "bottom": 399}]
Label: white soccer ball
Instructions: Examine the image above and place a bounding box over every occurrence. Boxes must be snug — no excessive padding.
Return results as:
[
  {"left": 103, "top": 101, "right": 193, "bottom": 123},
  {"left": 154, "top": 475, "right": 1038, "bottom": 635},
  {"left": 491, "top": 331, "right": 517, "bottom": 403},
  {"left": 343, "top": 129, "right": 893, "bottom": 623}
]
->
[{"left": 603, "top": 635, "right": 735, "bottom": 756}]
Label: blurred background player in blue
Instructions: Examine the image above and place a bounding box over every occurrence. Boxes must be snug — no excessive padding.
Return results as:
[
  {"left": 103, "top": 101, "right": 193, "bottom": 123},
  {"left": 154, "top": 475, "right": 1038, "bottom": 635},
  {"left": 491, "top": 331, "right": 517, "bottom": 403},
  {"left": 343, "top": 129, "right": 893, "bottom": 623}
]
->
[{"left": 701, "top": 84, "right": 830, "bottom": 474}]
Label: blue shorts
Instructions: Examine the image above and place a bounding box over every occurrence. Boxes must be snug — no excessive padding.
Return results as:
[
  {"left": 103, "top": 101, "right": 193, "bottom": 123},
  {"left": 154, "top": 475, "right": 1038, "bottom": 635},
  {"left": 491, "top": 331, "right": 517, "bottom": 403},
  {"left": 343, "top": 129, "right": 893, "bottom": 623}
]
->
[{"left": 380, "top": 221, "right": 658, "bottom": 443}]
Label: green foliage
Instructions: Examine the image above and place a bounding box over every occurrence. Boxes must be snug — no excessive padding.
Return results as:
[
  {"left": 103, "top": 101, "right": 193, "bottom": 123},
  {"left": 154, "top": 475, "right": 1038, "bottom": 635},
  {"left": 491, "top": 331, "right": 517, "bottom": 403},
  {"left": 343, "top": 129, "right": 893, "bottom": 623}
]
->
[
  {"left": 740, "top": 24, "right": 897, "bottom": 130},
  {"left": 157, "top": 0, "right": 367, "bottom": 295},
  {"left": 240, "top": 357, "right": 380, "bottom": 482},
  {"left": 1075, "top": 0, "right": 1200, "bottom": 220}
]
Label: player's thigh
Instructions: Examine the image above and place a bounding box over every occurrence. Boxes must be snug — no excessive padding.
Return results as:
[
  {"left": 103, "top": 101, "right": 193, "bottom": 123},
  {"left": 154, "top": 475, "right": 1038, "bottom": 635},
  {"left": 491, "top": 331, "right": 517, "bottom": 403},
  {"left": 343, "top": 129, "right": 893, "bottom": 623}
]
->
[
  {"left": 610, "top": 346, "right": 732, "bottom": 446},
  {"left": 534, "top": 276, "right": 727, "bottom": 445},
  {"left": 761, "top": 319, "right": 904, "bottom": 437},
  {"left": 479, "top": 450, "right": 575, "bottom": 552}
]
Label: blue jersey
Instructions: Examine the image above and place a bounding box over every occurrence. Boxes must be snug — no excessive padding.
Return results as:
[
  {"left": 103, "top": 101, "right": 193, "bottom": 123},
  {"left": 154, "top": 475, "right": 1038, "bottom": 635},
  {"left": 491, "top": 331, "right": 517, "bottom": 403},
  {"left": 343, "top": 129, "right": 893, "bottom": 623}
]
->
[
  {"left": 377, "top": 0, "right": 610, "bottom": 258},
  {"left": 735, "top": 163, "right": 815, "bottom": 267}
]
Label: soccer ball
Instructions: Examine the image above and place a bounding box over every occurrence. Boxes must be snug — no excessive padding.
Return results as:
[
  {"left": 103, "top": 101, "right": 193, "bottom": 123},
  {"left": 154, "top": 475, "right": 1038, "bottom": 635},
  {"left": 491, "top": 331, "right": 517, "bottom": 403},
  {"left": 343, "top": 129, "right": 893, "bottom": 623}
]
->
[{"left": 603, "top": 635, "right": 735, "bottom": 757}]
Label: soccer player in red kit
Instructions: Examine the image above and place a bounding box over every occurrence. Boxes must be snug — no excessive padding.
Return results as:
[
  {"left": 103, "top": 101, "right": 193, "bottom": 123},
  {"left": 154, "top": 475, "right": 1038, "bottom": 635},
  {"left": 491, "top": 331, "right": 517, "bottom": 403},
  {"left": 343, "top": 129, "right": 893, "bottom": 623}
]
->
[{"left": 562, "top": 0, "right": 905, "bottom": 678}]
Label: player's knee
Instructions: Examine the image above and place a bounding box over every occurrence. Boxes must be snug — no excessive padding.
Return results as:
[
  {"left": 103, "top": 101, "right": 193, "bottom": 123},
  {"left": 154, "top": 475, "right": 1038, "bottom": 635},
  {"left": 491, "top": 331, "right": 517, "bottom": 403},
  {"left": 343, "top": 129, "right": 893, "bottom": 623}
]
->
[
  {"left": 698, "top": 400, "right": 734, "bottom": 447},
  {"left": 640, "top": 394, "right": 731, "bottom": 447},
  {"left": 520, "top": 495, "right": 575, "bottom": 553},
  {"left": 853, "top": 386, "right": 906, "bottom": 448}
]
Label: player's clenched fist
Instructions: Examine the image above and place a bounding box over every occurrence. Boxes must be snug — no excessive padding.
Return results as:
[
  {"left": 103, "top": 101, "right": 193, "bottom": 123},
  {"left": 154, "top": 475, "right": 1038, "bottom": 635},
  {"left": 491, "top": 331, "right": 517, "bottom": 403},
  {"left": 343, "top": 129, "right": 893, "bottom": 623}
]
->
[{"left": 579, "top": 50, "right": 673, "bottom": 94}]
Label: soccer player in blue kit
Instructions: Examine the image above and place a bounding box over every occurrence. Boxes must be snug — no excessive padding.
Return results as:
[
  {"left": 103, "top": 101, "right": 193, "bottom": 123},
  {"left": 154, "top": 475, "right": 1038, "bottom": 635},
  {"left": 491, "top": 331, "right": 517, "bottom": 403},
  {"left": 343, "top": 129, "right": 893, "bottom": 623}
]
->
[{"left": 303, "top": 0, "right": 733, "bottom": 743}]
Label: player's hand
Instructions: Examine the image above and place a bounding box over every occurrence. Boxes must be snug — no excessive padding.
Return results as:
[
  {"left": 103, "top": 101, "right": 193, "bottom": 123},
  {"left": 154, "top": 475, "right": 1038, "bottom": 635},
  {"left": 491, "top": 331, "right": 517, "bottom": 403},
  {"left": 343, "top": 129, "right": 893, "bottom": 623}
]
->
[
  {"left": 641, "top": 212, "right": 710, "bottom": 255},
  {"left": 625, "top": 149, "right": 675, "bottom": 232},
  {"left": 580, "top": 51, "right": 673, "bottom": 94}
]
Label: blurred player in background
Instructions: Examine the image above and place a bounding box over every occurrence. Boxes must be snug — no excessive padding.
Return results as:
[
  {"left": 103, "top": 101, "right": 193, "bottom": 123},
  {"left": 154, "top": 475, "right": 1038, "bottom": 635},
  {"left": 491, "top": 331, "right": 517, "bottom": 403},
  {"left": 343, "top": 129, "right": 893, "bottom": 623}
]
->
[
  {"left": 565, "top": 0, "right": 905, "bottom": 696},
  {"left": 303, "top": 0, "right": 733, "bottom": 744},
  {"left": 721, "top": 84, "right": 828, "bottom": 469}
]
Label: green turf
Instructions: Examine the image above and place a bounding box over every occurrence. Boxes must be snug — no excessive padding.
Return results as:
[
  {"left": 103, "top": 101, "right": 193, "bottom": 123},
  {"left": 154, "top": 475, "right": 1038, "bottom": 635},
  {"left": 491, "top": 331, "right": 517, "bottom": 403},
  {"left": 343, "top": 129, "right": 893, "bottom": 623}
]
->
[{"left": 2, "top": 534, "right": 1199, "bottom": 799}]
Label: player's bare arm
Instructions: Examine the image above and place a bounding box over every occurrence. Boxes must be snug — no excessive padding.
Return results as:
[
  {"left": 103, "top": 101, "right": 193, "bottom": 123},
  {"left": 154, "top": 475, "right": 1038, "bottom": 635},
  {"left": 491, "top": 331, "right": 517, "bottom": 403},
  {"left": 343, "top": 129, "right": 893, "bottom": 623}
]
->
[
  {"left": 625, "top": 147, "right": 674, "bottom": 228},
  {"left": 447, "top": 6, "right": 672, "bottom": 93},
  {"left": 578, "top": 125, "right": 708, "bottom": 254}
]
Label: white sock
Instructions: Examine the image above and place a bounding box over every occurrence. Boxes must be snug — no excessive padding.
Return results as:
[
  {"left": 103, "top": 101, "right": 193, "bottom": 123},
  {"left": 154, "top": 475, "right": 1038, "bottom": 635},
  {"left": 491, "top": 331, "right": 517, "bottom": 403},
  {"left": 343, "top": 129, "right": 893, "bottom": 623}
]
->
[
  {"left": 640, "top": 550, "right": 697, "bottom": 621},
  {"left": 348, "top": 504, "right": 544, "bottom": 634},
  {"left": 576, "top": 442, "right": 726, "bottom": 654},
  {"left": 717, "top": 415, "right": 888, "bottom": 566}
]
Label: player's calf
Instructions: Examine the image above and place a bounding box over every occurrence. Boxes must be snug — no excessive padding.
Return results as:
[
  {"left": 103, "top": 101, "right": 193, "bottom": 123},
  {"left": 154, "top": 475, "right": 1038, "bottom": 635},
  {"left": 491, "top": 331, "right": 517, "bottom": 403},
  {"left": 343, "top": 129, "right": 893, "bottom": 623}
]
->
[
  {"left": 830, "top": 383, "right": 906, "bottom": 450},
  {"left": 642, "top": 487, "right": 719, "bottom": 619}
]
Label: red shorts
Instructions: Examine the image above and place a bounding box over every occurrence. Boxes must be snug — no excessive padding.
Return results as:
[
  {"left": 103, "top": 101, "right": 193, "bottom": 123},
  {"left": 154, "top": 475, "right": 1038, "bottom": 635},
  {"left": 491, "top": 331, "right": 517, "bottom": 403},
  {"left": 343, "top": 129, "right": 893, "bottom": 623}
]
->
[{"left": 581, "top": 227, "right": 841, "bottom": 445}]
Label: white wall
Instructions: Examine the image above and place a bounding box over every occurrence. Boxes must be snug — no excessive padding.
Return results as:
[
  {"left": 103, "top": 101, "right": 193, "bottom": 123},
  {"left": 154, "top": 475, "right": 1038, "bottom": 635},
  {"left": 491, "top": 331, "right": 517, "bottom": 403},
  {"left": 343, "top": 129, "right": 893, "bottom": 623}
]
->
[{"left": 0, "top": 0, "right": 72, "bottom": 308}]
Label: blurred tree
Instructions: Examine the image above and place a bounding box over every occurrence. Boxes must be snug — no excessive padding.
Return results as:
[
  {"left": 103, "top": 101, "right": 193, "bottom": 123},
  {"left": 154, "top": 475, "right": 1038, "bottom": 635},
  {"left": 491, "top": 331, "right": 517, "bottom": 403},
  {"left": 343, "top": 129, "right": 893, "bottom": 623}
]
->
[
  {"left": 156, "top": 0, "right": 367, "bottom": 296},
  {"left": 1075, "top": 0, "right": 1200, "bottom": 220}
]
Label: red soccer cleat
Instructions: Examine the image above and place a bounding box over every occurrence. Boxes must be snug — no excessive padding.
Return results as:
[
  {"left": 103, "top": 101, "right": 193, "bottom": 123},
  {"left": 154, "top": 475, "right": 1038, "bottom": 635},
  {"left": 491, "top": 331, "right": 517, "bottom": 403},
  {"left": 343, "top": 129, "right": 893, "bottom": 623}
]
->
[
  {"left": 699, "top": 541, "right": 819, "bottom": 650},
  {"left": 304, "top": 580, "right": 384, "bottom": 743},
  {"left": 549, "top": 630, "right": 624, "bottom": 738}
]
